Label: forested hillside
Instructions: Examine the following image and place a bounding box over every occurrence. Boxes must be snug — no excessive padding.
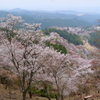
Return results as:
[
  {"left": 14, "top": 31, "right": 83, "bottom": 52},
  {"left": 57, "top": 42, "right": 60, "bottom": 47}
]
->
[
  {"left": 88, "top": 32, "right": 100, "bottom": 48},
  {"left": 43, "top": 28, "right": 83, "bottom": 45}
]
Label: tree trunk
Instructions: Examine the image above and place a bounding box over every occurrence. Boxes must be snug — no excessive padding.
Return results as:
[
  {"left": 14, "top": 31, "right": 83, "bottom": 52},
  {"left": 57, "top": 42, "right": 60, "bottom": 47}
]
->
[
  {"left": 47, "top": 86, "right": 51, "bottom": 100},
  {"left": 61, "top": 95, "right": 64, "bottom": 100},
  {"left": 55, "top": 95, "right": 63, "bottom": 100},
  {"left": 55, "top": 94, "right": 58, "bottom": 100},
  {"left": 47, "top": 95, "right": 51, "bottom": 100},
  {"left": 22, "top": 91, "right": 27, "bottom": 100},
  {"left": 28, "top": 91, "right": 33, "bottom": 98}
]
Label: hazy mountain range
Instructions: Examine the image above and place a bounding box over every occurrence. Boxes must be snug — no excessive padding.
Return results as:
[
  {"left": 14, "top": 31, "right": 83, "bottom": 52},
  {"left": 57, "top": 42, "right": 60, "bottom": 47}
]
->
[{"left": 0, "top": 8, "right": 100, "bottom": 29}]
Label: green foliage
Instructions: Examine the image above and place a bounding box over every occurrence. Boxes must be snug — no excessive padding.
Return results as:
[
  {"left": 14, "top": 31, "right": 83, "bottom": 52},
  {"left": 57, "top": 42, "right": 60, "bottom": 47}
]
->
[
  {"left": 47, "top": 42, "right": 67, "bottom": 54},
  {"left": 29, "top": 85, "right": 55, "bottom": 98},
  {"left": 40, "top": 85, "right": 55, "bottom": 98},
  {"left": 88, "top": 31, "right": 100, "bottom": 48},
  {"left": 40, "top": 91, "right": 55, "bottom": 98},
  {"left": 43, "top": 28, "right": 83, "bottom": 45},
  {"left": 29, "top": 87, "right": 41, "bottom": 94}
]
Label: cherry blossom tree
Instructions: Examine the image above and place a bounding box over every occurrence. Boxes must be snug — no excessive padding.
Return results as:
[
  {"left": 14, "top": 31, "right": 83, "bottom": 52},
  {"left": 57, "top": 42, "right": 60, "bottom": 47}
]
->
[
  {"left": 91, "top": 52, "right": 100, "bottom": 93},
  {"left": 0, "top": 14, "right": 45, "bottom": 100},
  {"left": 34, "top": 48, "right": 93, "bottom": 100}
]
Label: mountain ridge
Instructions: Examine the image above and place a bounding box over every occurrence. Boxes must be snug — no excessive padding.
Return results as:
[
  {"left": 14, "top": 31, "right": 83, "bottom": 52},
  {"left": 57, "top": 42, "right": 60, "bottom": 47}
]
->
[{"left": 0, "top": 8, "right": 100, "bottom": 29}]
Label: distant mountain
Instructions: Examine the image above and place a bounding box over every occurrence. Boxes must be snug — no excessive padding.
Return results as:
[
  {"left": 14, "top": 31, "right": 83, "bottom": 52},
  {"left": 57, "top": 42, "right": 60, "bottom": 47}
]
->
[
  {"left": 0, "top": 8, "right": 100, "bottom": 29},
  {"left": 0, "top": 11, "right": 9, "bottom": 18},
  {"left": 19, "top": 16, "right": 91, "bottom": 29},
  {"left": 6, "top": 8, "right": 27, "bottom": 12},
  {"left": 80, "top": 14, "right": 100, "bottom": 24},
  {"left": 55, "top": 10, "right": 82, "bottom": 15}
]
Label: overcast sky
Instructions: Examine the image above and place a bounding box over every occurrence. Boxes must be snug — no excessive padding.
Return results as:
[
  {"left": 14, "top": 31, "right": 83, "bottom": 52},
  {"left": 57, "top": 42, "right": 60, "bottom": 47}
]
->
[{"left": 0, "top": 0, "right": 100, "bottom": 12}]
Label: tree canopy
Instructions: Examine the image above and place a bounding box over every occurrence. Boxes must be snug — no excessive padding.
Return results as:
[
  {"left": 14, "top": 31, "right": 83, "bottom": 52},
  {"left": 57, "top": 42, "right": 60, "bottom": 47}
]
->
[{"left": 43, "top": 28, "right": 83, "bottom": 45}]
